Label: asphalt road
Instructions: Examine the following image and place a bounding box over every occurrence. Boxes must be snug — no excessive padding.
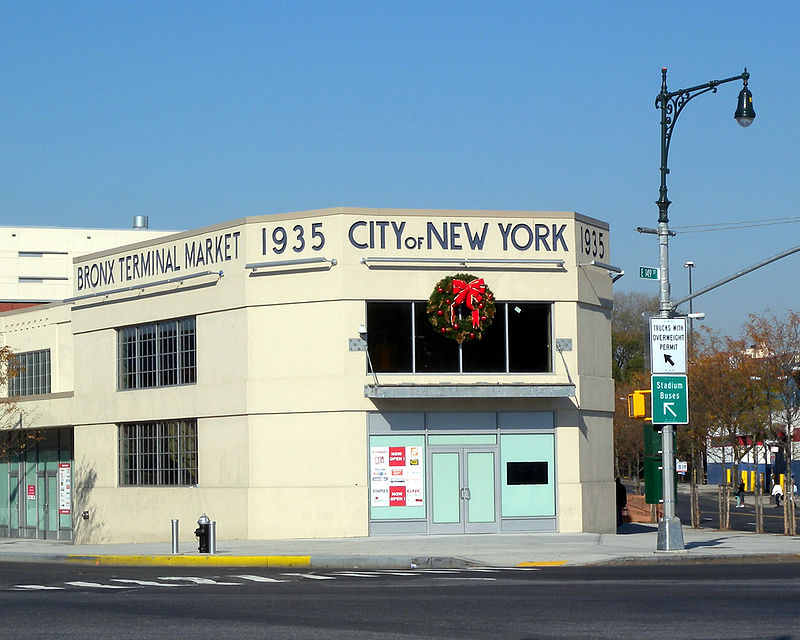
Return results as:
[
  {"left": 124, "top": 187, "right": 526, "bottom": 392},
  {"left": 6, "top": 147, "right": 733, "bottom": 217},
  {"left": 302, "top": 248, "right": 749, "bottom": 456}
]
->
[{"left": 2, "top": 561, "right": 799, "bottom": 639}]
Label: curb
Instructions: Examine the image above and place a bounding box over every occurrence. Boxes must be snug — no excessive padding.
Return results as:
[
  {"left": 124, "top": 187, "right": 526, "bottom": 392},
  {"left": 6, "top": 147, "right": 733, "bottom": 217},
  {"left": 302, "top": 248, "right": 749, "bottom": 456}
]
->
[
  {"left": 66, "top": 554, "right": 312, "bottom": 567},
  {"left": 588, "top": 552, "right": 800, "bottom": 566},
  {"left": 53, "top": 554, "right": 485, "bottom": 570}
]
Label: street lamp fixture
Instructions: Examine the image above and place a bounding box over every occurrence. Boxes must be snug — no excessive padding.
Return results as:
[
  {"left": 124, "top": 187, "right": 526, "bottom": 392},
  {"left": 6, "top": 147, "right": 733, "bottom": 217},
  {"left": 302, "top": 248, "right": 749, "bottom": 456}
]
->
[
  {"left": 734, "top": 72, "right": 756, "bottom": 127},
  {"left": 653, "top": 68, "right": 755, "bottom": 551}
]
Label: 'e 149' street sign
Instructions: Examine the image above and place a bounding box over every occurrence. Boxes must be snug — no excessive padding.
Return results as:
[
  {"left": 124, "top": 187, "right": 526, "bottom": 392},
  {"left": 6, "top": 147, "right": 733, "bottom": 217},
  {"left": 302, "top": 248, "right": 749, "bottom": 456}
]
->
[
  {"left": 639, "top": 266, "right": 659, "bottom": 280},
  {"left": 649, "top": 317, "right": 687, "bottom": 374},
  {"left": 651, "top": 374, "right": 689, "bottom": 425}
]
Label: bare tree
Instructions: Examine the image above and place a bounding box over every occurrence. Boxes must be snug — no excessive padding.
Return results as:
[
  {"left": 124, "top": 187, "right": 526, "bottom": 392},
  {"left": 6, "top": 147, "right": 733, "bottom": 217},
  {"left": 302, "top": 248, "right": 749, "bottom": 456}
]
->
[{"left": 0, "top": 345, "right": 36, "bottom": 457}]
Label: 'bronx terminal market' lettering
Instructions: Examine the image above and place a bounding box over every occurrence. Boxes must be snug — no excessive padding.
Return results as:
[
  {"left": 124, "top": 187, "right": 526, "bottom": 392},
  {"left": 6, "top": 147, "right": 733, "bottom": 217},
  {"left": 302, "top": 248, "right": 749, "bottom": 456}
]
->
[{"left": 77, "top": 231, "right": 240, "bottom": 291}]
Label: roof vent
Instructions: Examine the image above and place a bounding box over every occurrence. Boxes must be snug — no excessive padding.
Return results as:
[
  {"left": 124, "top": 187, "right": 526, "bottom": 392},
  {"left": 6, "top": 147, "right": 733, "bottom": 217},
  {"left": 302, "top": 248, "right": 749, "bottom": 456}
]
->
[{"left": 133, "top": 215, "right": 149, "bottom": 230}]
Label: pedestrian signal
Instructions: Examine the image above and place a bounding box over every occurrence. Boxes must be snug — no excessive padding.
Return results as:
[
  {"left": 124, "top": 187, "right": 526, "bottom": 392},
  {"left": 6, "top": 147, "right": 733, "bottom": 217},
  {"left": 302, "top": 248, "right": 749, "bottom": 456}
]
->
[{"left": 627, "top": 390, "right": 652, "bottom": 420}]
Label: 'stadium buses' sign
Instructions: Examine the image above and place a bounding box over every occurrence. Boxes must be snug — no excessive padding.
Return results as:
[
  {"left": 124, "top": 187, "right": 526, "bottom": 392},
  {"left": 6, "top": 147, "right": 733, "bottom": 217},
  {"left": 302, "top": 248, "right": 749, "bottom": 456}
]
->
[{"left": 651, "top": 374, "right": 689, "bottom": 425}]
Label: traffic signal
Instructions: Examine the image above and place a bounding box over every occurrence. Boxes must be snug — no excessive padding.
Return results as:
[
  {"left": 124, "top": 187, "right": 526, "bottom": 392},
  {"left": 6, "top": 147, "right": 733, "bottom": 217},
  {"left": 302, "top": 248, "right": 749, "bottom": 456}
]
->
[{"left": 627, "top": 390, "right": 652, "bottom": 420}]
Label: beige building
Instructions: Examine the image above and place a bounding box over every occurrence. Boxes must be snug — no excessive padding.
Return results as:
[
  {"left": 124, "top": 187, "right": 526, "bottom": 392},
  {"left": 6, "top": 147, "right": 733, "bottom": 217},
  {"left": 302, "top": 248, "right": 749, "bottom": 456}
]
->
[
  {"left": 0, "top": 219, "right": 173, "bottom": 311},
  {"left": 0, "top": 208, "right": 618, "bottom": 544}
]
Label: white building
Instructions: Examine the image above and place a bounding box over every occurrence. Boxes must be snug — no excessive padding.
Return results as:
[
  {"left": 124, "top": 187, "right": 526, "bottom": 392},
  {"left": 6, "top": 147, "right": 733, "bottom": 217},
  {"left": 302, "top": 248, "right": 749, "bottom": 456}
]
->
[
  {"left": 0, "top": 218, "right": 173, "bottom": 311},
  {"left": 0, "top": 208, "right": 617, "bottom": 543}
]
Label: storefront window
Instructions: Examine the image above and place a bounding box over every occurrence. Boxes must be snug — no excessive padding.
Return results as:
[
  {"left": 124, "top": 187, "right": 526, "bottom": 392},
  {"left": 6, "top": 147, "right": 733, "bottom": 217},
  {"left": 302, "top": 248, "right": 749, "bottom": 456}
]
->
[{"left": 366, "top": 302, "right": 551, "bottom": 373}]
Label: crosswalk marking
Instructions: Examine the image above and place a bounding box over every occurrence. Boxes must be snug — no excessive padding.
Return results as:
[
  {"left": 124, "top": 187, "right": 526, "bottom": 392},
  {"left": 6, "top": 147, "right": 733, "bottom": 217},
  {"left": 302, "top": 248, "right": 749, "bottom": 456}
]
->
[
  {"left": 111, "top": 579, "right": 184, "bottom": 587},
  {"left": 65, "top": 581, "right": 133, "bottom": 589},
  {"left": 416, "top": 569, "right": 462, "bottom": 573},
  {"left": 158, "top": 576, "right": 242, "bottom": 585},
  {"left": 6, "top": 567, "right": 536, "bottom": 593},
  {"left": 14, "top": 585, "right": 64, "bottom": 590},
  {"left": 230, "top": 574, "right": 288, "bottom": 583}
]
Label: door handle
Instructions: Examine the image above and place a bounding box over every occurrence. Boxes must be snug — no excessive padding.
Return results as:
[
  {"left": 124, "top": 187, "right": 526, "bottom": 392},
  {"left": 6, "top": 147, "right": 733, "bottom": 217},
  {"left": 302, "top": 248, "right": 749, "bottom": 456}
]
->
[{"left": 460, "top": 488, "right": 471, "bottom": 500}]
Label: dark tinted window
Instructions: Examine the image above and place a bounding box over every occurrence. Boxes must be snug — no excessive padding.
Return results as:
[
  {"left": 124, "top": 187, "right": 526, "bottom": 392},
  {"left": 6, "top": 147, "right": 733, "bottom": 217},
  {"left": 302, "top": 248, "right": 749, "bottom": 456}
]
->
[
  {"left": 507, "top": 461, "right": 548, "bottom": 485},
  {"left": 366, "top": 301, "right": 551, "bottom": 374},
  {"left": 367, "top": 302, "right": 412, "bottom": 373},
  {"left": 413, "top": 302, "right": 459, "bottom": 372},
  {"left": 508, "top": 303, "right": 551, "bottom": 372},
  {"left": 462, "top": 304, "right": 506, "bottom": 372}
]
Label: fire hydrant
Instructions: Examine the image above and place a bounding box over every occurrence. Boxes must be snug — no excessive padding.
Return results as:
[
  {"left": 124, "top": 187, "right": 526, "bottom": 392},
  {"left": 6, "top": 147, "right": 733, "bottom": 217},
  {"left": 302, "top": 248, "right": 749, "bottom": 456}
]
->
[{"left": 194, "top": 513, "right": 211, "bottom": 553}]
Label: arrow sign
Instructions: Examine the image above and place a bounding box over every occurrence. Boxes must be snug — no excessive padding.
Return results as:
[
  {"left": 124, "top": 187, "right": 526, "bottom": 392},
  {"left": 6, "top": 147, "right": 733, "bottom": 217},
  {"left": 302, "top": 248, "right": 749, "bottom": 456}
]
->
[
  {"left": 651, "top": 374, "right": 689, "bottom": 425},
  {"left": 650, "top": 318, "right": 687, "bottom": 374}
]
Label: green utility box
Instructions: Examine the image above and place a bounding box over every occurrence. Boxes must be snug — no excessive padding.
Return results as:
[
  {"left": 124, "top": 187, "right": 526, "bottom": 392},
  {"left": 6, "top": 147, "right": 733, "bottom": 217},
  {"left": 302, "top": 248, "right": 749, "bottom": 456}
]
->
[{"left": 643, "top": 424, "right": 677, "bottom": 505}]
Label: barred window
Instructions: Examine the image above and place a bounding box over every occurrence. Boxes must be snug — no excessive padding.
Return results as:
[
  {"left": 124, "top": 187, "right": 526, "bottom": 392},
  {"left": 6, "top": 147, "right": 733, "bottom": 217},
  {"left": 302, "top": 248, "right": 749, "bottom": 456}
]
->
[
  {"left": 119, "top": 419, "right": 198, "bottom": 486},
  {"left": 117, "top": 317, "right": 196, "bottom": 390},
  {"left": 8, "top": 349, "right": 51, "bottom": 396}
]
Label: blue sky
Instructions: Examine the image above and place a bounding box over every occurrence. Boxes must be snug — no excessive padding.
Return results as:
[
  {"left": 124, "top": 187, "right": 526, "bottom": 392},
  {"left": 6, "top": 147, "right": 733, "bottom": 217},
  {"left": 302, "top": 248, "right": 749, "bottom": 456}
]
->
[{"left": 2, "top": 1, "right": 798, "bottom": 338}]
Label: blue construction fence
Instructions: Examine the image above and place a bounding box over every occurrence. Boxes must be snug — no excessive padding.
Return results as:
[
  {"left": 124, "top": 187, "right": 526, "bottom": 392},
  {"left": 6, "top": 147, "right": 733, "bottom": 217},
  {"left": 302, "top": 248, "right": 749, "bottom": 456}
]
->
[{"left": 707, "top": 458, "right": 800, "bottom": 491}]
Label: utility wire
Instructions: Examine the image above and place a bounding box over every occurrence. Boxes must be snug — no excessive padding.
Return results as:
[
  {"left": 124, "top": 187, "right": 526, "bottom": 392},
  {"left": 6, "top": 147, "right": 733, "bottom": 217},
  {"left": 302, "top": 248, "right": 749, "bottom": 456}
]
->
[{"left": 672, "top": 216, "right": 800, "bottom": 234}]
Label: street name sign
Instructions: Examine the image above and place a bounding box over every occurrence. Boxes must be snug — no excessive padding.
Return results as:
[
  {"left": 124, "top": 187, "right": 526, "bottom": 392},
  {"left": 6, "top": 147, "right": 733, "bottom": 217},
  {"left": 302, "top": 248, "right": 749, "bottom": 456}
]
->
[
  {"left": 649, "top": 317, "right": 687, "bottom": 374},
  {"left": 639, "top": 266, "right": 659, "bottom": 280},
  {"left": 651, "top": 374, "right": 689, "bottom": 425}
]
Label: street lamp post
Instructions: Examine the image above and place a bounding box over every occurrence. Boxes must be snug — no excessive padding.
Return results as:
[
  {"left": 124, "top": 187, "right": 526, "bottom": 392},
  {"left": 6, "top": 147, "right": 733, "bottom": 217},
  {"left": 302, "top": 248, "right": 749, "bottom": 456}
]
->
[
  {"left": 684, "top": 261, "right": 694, "bottom": 348},
  {"left": 653, "top": 67, "right": 755, "bottom": 551}
]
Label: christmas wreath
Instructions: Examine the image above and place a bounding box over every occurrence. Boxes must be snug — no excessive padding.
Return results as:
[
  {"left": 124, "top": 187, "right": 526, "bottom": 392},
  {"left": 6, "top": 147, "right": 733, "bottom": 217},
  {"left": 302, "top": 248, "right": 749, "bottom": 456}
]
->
[{"left": 427, "top": 273, "right": 496, "bottom": 343}]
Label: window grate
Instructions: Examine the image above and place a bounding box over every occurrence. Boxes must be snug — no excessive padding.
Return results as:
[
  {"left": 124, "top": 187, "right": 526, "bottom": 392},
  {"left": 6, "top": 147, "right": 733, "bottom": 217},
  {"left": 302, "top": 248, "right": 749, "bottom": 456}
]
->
[
  {"left": 118, "top": 419, "right": 198, "bottom": 486},
  {"left": 8, "top": 349, "right": 51, "bottom": 396},
  {"left": 117, "top": 317, "right": 196, "bottom": 390}
]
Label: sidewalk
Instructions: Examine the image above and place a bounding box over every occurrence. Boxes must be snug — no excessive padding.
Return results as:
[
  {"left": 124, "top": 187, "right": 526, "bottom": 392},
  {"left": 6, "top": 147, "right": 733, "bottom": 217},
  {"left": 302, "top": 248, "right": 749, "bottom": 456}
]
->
[{"left": 1, "top": 524, "right": 799, "bottom": 569}]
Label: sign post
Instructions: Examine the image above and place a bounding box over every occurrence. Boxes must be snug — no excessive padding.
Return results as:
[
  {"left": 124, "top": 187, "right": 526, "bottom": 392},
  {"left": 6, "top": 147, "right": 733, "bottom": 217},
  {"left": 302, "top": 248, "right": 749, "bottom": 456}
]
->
[{"left": 649, "top": 317, "right": 688, "bottom": 551}]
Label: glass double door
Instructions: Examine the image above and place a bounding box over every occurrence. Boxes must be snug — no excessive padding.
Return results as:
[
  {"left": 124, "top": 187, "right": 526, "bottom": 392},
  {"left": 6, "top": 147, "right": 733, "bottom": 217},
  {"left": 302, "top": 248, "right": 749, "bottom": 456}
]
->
[
  {"left": 36, "top": 470, "right": 58, "bottom": 539},
  {"left": 4, "top": 470, "right": 58, "bottom": 539},
  {"left": 430, "top": 448, "right": 497, "bottom": 533}
]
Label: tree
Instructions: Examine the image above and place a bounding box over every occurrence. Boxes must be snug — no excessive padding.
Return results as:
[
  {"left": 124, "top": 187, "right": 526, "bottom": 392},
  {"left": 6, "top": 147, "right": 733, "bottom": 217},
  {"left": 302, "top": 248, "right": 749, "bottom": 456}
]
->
[
  {"left": 0, "top": 346, "right": 36, "bottom": 458},
  {"left": 611, "top": 292, "right": 658, "bottom": 384},
  {"left": 690, "top": 331, "right": 769, "bottom": 530},
  {"left": 745, "top": 310, "right": 800, "bottom": 536},
  {"left": 611, "top": 293, "right": 658, "bottom": 490}
]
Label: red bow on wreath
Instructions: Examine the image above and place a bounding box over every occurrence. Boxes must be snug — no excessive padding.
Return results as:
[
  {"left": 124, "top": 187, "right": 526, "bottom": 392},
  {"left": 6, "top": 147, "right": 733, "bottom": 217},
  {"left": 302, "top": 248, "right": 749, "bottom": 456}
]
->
[{"left": 451, "top": 277, "right": 486, "bottom": 328}]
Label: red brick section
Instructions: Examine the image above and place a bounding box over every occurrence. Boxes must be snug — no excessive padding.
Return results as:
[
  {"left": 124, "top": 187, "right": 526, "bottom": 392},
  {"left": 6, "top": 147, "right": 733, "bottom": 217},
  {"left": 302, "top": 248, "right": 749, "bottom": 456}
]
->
[
  {"left": 0, "top": 302, "right": 43, "bottom": 312},
  {"left": 625, "top": 494, "right": 660, "bottom": 523}
]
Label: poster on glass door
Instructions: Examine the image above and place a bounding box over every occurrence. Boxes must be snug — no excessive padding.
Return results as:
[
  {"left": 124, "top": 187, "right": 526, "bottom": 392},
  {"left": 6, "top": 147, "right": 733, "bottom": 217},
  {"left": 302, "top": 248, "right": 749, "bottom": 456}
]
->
[
  {"left": 370, "top": 446, "right": 424, "bottom": 507},
  {"left": 58, "top": 462, "right": 72, "bottom": 514}
]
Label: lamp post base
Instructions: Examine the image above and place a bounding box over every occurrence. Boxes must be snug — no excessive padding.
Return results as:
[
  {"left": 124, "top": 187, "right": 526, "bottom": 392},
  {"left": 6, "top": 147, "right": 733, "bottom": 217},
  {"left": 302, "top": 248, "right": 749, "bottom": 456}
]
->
[{"left": 657, "top": 516, "right": 685, "bottom": 551}]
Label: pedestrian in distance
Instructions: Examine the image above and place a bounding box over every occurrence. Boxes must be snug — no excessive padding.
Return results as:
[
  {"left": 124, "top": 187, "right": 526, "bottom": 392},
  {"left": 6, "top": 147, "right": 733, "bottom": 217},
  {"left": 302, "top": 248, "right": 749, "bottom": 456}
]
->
[
  {"left": 772, "top": 481, "right": 783, "bottom": 508},
  {"left": 615, "top": 477, "right": 627, "bottom": 527},
  {"left": 735, "top": 482, "right": 745, "bottom": 508}
]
